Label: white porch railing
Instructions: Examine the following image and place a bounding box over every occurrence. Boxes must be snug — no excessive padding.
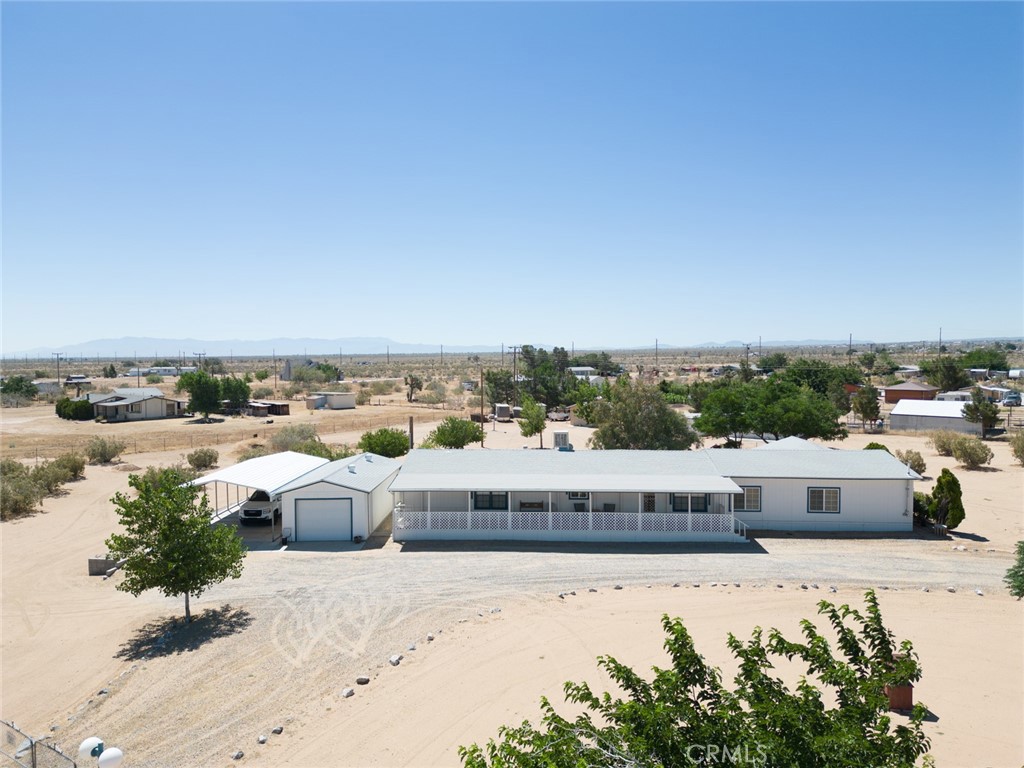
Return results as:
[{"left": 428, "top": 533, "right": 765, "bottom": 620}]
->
[{"left": 393, "top": 508, "right": 747, "bottom": 542}]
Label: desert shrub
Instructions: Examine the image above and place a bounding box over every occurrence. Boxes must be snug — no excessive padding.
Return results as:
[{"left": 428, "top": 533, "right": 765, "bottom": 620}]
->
[
  {"left": 137, "top": 463, "right": 198, "bottom": 491},
  {"left": 355, "top": 388, "right": 372, "bottom": 406},
  {"left": 186, "top": 447, "right": 219, "bottom": 470},
  {"left": 369, "top": 381, "right": 392, "bottom": 396},
  {"left": 929, "top": 468, "right": 965, "bottom": 529},
  {"left": 1005, "top": 541, "right": 1024, "bottom": 600},
  {"left": 237, "top": 445, "right": 270, "bottom": 462},
  {"left": 894, "top": 448, "right": 927, "bottom": 476},
  {"left": 270, "top": 424, "right": 319, "bottom": 452},
  {"left": 251, "top": 387, "right": 273, "bottom": 399},
  {"left": 863, "top": 442, "right": 889, "bottom": 452},
  {"left": 1, "top": 460, "right": 41, "bottom": 520},
  {"left": 292, "top": 440, "right": 354, "bottom": 461},
  {"left": 282, "top": 384, "right": 304, "bottom": 399},
  {"left": 912, "top": 491, "right": 932, "bottom": 524},
  {"left": 951, "top": 435, "right": 993, "bottom": 469},
  {"left": 1011, "top": 431, "right": 1024, "bottom": 467},
  {"left": 85, "top": 436, "right": 127, "bottom": 464},
  {"left": 357, "top": 427, "right": 409, "bottom": 458},
  {"left": 30, "top": 461, "right": 73, "bottom": 495},
  {"left": 928, "top": 430, "right": 960, "bottom": 457},
  {"left": 55, "top": 397, "right": 95, "bottom": 420},
  {"left": 52, "top": 453, "right": 86, "bottom": 480},
  {"left": 1, "top": 393, "right": 30, "bottom": 408},
  {"left": 146, "top": 374, "right": 164, "bottom": 384}
]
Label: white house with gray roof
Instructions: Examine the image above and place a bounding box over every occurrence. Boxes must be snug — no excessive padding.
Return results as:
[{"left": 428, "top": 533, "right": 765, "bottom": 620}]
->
[
  {"left": 389, "top": 439, "right": 920, "bottom": 543},
  {"left": 87, "top": 387, "right": 186, "bottom": 422},
  {"left": 278, "top": 453, "right": 402, "bottom": 542}
]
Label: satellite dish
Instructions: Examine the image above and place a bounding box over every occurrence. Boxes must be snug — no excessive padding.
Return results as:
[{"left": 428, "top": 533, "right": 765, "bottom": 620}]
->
[
  {"left": 78, "top": 737, "right": 103, "bottom": 760},
  {"left": 97, "top": 747, "right": 124, "bottom": 768}
]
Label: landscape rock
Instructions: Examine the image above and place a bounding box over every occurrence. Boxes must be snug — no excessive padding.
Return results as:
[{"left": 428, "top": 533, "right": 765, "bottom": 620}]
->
[
  {"left": 800, "top": 584, "right": 808, "bottom": 590},
  {"left": 272, "top": 726, "right": 284, "bottom": 735},
  {"left": 426, "top": 633, "right": 434, "bottom": 642},
  {"left": 356, "top": 675, "right": 370, "bottom": 685},
  {"left": 258, "top": 735, "right": 267, "bottom": 744},
  {"left": 98, "top": 689, "right": 109, "bottom": 696},
  {"left": 389, "top": 655, "right": 402, "bottom": 666},
  {"left": 341, "top": 688, "right": 354, "bottom": 698},
  {"left": 672, "top": 583, "right": 680, "bottom": 588},
  {"left": 921, "top": 587, "right": 929, "bottom": 592},
  {"left": 408, "top": 643, "right": 417, "bottom": 651},
  {"left": 490, "top": 607, "right": 501, "bottom": 613},
  {"left": 975, "top": 589, "right": 984, "bottom": 596},
  {"left": 589, "top": 588, "right": 598, "bottom": 592},
  {"left": 810, "top": 584, "right": 819, "bottom": 590},
  {"left": 776, "top": 584, "right": 784, "bottom": 589},
  {"left": 232, "top": 751, "right": 244, "bottom": 760},
  {"left": 947, "top": 587, "right": 956, "bottom": 593},
  {"left": 711, "top": 582, "right": 718, "bottom": 587},
  {"left": 734, "top": 582, "right": 741, "bottom": 588},
  {"left": 614, "top": 584, "right": 623, "bottom": 590},
  {"left": 692, "top": 583, "right": 700, "bottom": 588}
]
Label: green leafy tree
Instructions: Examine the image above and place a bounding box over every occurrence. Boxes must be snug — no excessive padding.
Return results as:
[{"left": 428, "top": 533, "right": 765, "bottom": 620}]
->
[
  {"left": 747, "top": 378, "right": 848, "bottom": 443},
  {"left": 220, "top": 375, "right": 251, "bottom": 411},
  {"left": 254, "top": 369, "right": 270, "bottom": 382},
  {"left": 406, "top": 374, "right": 424, "bottom": 402},
  {"left": 460, "top": 590, "right": 929, "bottom": 768},
  {"left": 177, "top": 370, "right": 221, "bottom": 419},
  {"left": 781, "top": 359, "right": 862, "bottom": 397},
  {"left": 1004, "top": 541, "right": 1024, "bottom": 600},
  {"left": 758, "top": 352, "right": 788, "bottom": 374},
  {"left": 517, "top": 396, "right": 547, "bottom": 449},
  {"left": 104, "top": 363, "right": 118, "bottom": 378},
  {"left": 851, "top": 384, "right": 881, "bottom": 428},
  {"left": 105, "top": 467, "right": 246, "bottom": 622},
  {"left": 426, "top": 417, "right": 485, "bottom": 449},
  {"left": 1, "top": 375, "right": 38, "bottom": 399},
  {"left": 929, "top": 468, "right": 965, "bottom": 529},
  {"left": 959, "top": 346, "right": 1010, "bottom": 372},
  {"left": 919, "top": 356, "right": 970, "bottom": 391},
  {"left": 693, "top": 383, "right": 751, "bottom": 446},
  {"left": 357, "top": 427, "right": 410, "bottom": 458},
  {"left": 485, "top": 369, "right": 515, "bottom": 407},
  {"left": 591, "top": 378, "right": 699, "bottom": 451},
  {"left": 864, "top": 442, "right": 890, "bottom": 452},
  {"left": 858, "top": 351, "right": 877, "bottom": 372},
  {"left": 962, "top": 387, "right": 999, "bottom": 437}
]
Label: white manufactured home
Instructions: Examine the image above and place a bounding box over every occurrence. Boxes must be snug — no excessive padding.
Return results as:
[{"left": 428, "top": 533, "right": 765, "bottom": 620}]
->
[
  {"left": 278, "top": 453, "right": 401, "bottom": 542},
  {"left": 389, "top": 438, "right": 920, "bottom": 544},
  {"left": 87, "top": 387, "right": 186, "bottom": 422}
]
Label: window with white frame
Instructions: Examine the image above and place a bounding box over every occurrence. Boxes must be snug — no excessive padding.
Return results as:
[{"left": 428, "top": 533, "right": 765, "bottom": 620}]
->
[
  {"left": 808, "top": 487, "right": 840, "bottom": 514},
  {"left": 734, "top": 486, "right": 761, "bottom": 512},
  {"left": 567, "top": 491, "right": 590, "bottom": 500},
  {"left": 473, "top": 492, "right": 508, "bottom": 510}
]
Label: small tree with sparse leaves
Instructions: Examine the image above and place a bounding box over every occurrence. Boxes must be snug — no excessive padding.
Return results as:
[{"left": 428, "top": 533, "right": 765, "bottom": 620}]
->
[
  {"left": 517, "top": 396, "right": 547, "bottom": 449},
  {"left": 1004, "top": 541, "right": 1024, "bottom": 600}
]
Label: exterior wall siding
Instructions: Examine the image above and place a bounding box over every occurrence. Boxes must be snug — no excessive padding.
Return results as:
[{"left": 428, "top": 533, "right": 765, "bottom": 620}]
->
[
  {"left": 368, "top": 470, "right": 401, "bottom": 534},
  {"left": 889, "top": 415, "right": 981, "bottom": 435},
  {"left": 730, "top": 476, "right": 912, "bottom": 532}
]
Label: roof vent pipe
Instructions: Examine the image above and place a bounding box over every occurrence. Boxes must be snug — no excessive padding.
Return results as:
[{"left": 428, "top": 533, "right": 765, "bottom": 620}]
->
[{"left": 348, "top": 464, "right": 357, "bottom": 474}]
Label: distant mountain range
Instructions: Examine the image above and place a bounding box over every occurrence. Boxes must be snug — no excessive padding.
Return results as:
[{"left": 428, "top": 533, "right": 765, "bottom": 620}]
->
[{"left": 7, "top": 335, "right": 1019, "bottom": 360}]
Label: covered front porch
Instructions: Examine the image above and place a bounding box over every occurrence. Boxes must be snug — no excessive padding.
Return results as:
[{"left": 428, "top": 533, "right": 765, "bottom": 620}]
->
[{"left": 392, "top": 488, "right": 747, "bottom": 543}]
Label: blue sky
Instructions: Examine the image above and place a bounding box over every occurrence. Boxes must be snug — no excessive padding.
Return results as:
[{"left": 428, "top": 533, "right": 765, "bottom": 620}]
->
[{"left": 3, "top": 1, "right": 1022, "bottom": 354}]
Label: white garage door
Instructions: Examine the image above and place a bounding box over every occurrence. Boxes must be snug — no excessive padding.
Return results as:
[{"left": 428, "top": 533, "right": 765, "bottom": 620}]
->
[{"left": 295, "top": 498, "right": 352, "bottom": 542}]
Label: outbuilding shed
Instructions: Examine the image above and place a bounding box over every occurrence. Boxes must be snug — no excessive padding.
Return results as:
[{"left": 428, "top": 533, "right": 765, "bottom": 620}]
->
[
  {"left": 278, "top": 453, "right": 401, "bottom": 542},
  {"left": 883, "top": 381, "right": 939, "bottom": 404},
  {"left": 889, "top": 400, "right": 981, "bottom": 435}
]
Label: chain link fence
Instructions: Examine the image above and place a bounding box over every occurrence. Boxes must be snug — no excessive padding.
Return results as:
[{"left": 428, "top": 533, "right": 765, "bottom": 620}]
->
[{"left": 0, "top": 722, "right": 75, "bottom": 768}]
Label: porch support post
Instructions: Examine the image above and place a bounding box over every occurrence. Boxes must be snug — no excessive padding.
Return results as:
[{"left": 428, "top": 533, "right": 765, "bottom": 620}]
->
[
  {"left": 467, "top": 491, "right": 472, "bottom": 529},
  {"left": 427, "top": 492, "right": 431, "bottom": 530},
  {"left": 506, "top": 491, "right": 511, "bottom": 530},
  {"left": 688, "top": 494, "right": 692, "bottom": 532}
]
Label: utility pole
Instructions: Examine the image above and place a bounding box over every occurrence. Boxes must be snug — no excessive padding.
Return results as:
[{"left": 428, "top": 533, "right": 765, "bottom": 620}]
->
[
  {"left": 134, "top": 350, "right": 139, "bottom": 386},
  {"left": 655, "top": 338, "right": 658, "bottom": 370},
  {"left": 508, "top": 345, "right": 521, "bottom": 407},
  {"left": 273, "top": 349, "right": 277, "bottom": 391},
  {"left": 52, "top": 352, "right": 64, "bottom": 387},
  {"left": 480, "top": 367, "right": 485, "bottom": 448}
]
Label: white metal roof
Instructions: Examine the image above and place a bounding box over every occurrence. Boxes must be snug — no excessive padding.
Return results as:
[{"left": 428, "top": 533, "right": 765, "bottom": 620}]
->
[
  {"left": 705, "top": 447, "right": 921, "bottom": 481},
  {"left": 890, "top": 400, "right": 966, "bottom": 418},
  {"left": 192, "top": 451, "right": 329, "bottom": 495},
  {"left": 276, "top": 453, "right": 402, "bottom": 494},
  {"left": 755, "top": 436, "right": 828, "bottom": 451},
  {"left": 389, "top": 450, "right": 741, "bottom": 494}
]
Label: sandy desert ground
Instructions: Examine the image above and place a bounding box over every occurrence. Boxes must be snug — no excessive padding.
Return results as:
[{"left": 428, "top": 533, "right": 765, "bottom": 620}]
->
[{"left": 1, "top": 404, "right": 1022, "bottom": 767}]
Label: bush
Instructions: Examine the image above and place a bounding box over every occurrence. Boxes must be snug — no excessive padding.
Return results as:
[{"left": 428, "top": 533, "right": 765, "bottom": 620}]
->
[
  {"left": 912, "top": 491, "right": 932, "bottom": 524},
  {"left": 55, "top": 397, "right": 95, "bottom": 420},
  {"left": 53, "top": 453, "right": 86, "bottom": 480},
  {"left": 137, "top": 463, "right": 198, "bottom": 491},
  {"left": 270, "top": 424, "right": 319, "bottom": 452},
  {"left": 357, "top": 427, "right": 410, "bottom": 458},
  {"left": 930, "top": 468, "right": 965, "bottom": 529},
  {"left": 951, "top": 435, "right": 993, "bottom": 469},
  {"left": 864, "top": 442, "right": 889, "bottom": 452},
  {"left": 31, "top": 461, "right": 73, "bottom": 495},
  {"left": 894, "top": 448, "right": 927, "bottom": 476},
  {"left": 186, "top": 448, "right": 219, "bottom": 470},
  {"left": 1, "top": 461, "right": 41, "bottom": 520},
  {"left": 928, "top": 430, "right": 960, "bottom": 457},
  {"left": 1005, "top": 541, "right": 1024, "bottom": 600},
  {"left": 85, "top": 436, "right": 127, "bottom": 464},
  {"left": 146, "top": 374, "right": 164, "bottom": 384},
  {"left": 1011, "top": 431, "right": 1024, "bottom": 467},
  {"left": 237, "top": 445, "right": 270, "bottom": 462},
  {"left": 355, "top": 388, "right": 372, "bottom": 406},
  {"left": 251, "top": 387, "right": 273, "bottom": 399}
]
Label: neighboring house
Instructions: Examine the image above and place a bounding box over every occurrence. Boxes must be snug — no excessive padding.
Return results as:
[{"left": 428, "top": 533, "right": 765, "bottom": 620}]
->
[
  {"left": 568, "top": 366, "right": 598, "bottom": 378},
  {"left": 389, "top": 438, "right": 919, "bottom": 544},
  {"left": 32, "top": 379, "right": 63, "bottom": 396},
  {"left": 936, "top": 391, "right": 972, "bottom": 402},
  {"left": 246, "top": 400, "right": 291, "bottom": 417},
  {"left": 278, "top": 453, "right": 402, "bottom": 542},
  {"left": 882, "top": 381, "right": 940, "bottom": 404},
  {"left": 889, "top": 400, "right": 982, "bottom": 435},
  {"left": 87, "top": 387, "right": 186, "bottom": 422}
]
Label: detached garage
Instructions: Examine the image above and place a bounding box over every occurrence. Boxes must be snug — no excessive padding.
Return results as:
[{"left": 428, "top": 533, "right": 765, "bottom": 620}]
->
[
  {"left": 889, "top": 400, "right": 982, "bottom": 435},
  {"left": 278, "top": 453, "right": 401, "bottom": 542}
]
